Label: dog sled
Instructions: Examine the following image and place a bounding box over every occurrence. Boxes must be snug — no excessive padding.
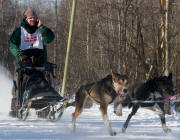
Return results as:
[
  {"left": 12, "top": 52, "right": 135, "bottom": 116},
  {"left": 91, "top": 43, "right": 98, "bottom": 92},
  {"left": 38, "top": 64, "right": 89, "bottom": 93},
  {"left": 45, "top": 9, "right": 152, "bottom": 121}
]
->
[{"left": 14, "top": 49, "right": 66, "bottom": 121}]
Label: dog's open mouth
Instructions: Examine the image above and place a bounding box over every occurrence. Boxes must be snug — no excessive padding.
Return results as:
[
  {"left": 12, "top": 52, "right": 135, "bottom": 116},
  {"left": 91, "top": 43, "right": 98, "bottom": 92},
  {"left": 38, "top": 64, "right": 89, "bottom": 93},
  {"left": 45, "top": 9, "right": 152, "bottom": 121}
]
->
[{"left": 119, "top": 92, "right": 127, "bottom": 99}]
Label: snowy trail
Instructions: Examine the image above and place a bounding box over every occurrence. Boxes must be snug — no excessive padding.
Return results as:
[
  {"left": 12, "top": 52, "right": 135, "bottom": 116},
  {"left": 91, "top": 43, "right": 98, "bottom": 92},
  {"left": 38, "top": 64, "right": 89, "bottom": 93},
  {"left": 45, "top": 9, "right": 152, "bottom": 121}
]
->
[
  {"left": 0, "top": 107, "right": 179, "bottom": 140},
  {"left": 0, "top": 65, "right": 179, "bottom": 140}
]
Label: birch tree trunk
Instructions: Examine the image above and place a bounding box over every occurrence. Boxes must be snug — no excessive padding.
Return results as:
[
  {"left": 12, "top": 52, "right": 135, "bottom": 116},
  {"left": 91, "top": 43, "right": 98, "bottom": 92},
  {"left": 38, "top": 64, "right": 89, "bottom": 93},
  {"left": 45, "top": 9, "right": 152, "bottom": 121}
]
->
[
  {"left": 160, "top": 0, "right": 169, "bottom": 76},
  {"left": 54, "top": 0, "right": 58, "bottom": 63},
  {"left": 160, "top": 0, "right": 165, "bottom": 75},
  {"left": 0, "top": 0, "right": 3, "bottom": 27},
  {"left": 117, "top": 0, "right": 122, "bottom": 71},
  {"left": 85, "top": 0, "right": 90, "bottom": 65},
  {"left": 0, "top": 0, "right": 4, "bottom": 62},
  {"left": 164, "top": 0, "right": 169, "bottom": 76}
]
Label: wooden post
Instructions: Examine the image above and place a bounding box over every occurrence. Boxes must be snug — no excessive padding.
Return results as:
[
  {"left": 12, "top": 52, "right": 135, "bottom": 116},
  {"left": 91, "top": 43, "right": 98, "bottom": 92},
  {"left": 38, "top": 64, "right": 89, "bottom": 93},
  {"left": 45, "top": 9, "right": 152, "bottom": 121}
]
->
[{"left": 61, "top": 0, "right": 77, "bottom": 97}]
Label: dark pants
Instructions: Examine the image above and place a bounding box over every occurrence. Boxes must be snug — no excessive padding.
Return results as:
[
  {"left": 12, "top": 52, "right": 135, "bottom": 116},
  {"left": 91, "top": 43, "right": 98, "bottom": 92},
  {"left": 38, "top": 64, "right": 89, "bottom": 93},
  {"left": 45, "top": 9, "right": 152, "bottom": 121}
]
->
[{"left": 11, "top": 67, "right": 18, "bottom": 112}]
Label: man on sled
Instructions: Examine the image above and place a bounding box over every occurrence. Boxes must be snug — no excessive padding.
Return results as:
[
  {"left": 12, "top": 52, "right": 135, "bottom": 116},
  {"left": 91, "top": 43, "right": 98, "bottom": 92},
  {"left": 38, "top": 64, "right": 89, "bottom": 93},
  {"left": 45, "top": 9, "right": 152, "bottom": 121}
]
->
[{"left": 8, "top": 9, "right": 61, "bottom": 118}]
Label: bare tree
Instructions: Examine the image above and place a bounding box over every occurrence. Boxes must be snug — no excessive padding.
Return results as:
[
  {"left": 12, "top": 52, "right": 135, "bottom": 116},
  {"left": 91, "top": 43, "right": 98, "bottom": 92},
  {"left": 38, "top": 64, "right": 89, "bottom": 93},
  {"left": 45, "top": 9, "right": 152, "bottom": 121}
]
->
[{"left": 2, "top": 0, "right": 180, "bottom": 92}]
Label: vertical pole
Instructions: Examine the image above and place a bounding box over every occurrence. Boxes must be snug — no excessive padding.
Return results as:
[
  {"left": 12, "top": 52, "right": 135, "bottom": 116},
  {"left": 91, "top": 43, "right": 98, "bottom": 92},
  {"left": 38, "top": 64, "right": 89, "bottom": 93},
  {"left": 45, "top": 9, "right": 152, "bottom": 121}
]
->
[{"left": 61, "top": 0, "right": 77, "bottom": 97}]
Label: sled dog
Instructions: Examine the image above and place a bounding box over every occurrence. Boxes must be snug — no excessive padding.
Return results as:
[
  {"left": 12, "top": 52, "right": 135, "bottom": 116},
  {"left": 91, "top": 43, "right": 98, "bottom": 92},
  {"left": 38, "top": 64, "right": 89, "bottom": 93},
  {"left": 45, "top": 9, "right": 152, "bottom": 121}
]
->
[
  {"left": 67, "top": 70, "right": 130, "bottom": 136},
  {"left": 114, "top": 73, "right": 175, "bottom": 133}
]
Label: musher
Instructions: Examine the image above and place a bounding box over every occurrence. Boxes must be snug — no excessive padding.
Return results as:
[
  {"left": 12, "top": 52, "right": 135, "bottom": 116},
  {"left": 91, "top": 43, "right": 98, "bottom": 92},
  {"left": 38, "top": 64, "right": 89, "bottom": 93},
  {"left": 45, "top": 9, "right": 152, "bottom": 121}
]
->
[{"left": 8, "top": 9, "right": 55, "bottom": 117}]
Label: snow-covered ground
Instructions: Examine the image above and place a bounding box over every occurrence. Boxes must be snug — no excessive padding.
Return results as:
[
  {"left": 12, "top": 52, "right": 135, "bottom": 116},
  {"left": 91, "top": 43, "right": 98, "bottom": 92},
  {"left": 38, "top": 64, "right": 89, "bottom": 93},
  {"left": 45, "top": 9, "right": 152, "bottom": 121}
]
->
[{"left": 0, "top": 65, "right": 179, "bottom": 140}]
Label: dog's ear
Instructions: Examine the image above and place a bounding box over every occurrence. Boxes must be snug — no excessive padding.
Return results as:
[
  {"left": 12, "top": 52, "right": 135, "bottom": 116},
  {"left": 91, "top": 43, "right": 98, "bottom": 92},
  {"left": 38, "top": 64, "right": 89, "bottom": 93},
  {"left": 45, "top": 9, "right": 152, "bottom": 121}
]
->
[
  {"left": 110, "top": 68, "right": 113, "bottom": 73},
  {"left": 168, "top": 72, "right": 172, "bottom": 80},
  {"left": 127, "top": 79, "right": 133, "bottom": 87},
  {"left": 111, "top": 69, "right": 116, "bottom": 78},
  {"left": 148, "top": 79, "right": 158, "bottom": 92}
]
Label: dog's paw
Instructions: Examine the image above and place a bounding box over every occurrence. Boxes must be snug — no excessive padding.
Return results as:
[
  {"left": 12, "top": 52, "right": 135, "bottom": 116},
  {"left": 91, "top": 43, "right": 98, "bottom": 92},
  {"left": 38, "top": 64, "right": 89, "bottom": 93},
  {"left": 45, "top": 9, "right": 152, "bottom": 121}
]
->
[
  {"left": 71, "top": 125, "right": 76, "bottom": 133},
  {"left": 163, "top": 128, "right": 171, "bottom": 133},
  {"left": 119, "top": 112, "right": 123, "bottom": 116},
  {"left": 122, "top": 127, "right": 126, "bottom": 133},
  {"left": 114, "top": 111, "right": 122, "bottom": 116},
  {"left": 110, "top": 131, "right": 117, "bottom": 136}
]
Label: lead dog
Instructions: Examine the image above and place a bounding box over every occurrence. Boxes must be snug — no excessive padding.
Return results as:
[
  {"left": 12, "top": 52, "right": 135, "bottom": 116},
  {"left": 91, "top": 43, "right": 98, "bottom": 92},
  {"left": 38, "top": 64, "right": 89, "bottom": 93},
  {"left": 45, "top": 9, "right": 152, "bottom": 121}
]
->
[{"left": 67, "top": 70, "right": 130, "bottom": 136}]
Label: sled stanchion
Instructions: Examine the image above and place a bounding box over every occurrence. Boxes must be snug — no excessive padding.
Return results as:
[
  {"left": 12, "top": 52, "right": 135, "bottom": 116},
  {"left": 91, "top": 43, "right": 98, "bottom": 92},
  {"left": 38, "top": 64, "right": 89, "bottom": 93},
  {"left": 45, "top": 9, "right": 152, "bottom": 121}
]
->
[{"left": 61, "top": 0, "right": 77, "bottom": 97}]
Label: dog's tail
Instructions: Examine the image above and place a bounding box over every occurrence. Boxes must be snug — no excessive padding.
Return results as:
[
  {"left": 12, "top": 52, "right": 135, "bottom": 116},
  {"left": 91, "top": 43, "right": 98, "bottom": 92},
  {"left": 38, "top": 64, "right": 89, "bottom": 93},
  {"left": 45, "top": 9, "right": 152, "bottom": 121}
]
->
[
  {"left": 65, "top": 86, "right": 86, "bottom": 108},
  {"left": 66, "top": 84, "right": 91, "bottom": 108}
]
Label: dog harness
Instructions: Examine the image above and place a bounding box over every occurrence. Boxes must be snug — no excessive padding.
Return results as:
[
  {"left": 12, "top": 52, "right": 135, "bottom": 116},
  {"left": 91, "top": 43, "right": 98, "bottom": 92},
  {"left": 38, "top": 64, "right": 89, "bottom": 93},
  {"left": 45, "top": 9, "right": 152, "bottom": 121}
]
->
[{"left": 20, "top": 27, "right": 44, "bottom": 50}]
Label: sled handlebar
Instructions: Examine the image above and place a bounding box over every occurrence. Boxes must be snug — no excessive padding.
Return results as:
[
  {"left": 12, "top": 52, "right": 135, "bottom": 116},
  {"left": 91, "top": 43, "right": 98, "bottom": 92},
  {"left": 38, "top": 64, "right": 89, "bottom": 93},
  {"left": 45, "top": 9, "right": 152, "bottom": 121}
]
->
[
  {"left": 17, "top": 62, "right": 57, "bottom": 72},
  {"left": 23, "top": 66, "right": 45, "bottom": 71},
  {"left": 47, "top": 62, "right": 57, "bottom": 69}
]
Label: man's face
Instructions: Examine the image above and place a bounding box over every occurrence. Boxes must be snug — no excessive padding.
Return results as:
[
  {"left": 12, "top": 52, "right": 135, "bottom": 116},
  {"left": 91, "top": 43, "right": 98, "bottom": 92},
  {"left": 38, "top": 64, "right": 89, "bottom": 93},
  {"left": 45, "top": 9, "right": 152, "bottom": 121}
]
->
[{"left": 26, "top": 17, "right": 37, "bottom": 26}]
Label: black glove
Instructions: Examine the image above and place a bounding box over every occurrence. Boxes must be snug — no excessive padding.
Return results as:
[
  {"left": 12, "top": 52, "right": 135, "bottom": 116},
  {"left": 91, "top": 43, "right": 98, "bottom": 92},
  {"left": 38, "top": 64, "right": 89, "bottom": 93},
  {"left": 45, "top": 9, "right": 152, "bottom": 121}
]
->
[
  {"left": 18, "top": 61, "right": 26, "bottom": 68},
  {"left": 44, "top": 62, "right": 53, "bottom": 72},
  {"left": 18, "top": 53, "right": 28, "bottom": 61}
]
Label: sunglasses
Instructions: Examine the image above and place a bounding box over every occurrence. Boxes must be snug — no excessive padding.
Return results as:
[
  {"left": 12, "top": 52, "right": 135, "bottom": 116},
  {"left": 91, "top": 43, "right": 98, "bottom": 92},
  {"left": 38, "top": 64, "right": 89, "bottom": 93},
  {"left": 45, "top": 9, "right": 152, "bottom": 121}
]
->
[{"left": 27, "top": 17, "right": 37, "bottom": 20}]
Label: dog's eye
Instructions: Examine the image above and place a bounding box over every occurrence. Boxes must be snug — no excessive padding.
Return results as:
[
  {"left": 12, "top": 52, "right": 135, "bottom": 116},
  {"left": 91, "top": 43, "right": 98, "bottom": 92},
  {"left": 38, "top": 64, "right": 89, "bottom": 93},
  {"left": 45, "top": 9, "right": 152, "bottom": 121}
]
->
[
  {"left": 113, "top": 77, "right": 119, "bottom": 83},
  {"left": 123, "top": 79, "right": 127, "bottom": 84}
]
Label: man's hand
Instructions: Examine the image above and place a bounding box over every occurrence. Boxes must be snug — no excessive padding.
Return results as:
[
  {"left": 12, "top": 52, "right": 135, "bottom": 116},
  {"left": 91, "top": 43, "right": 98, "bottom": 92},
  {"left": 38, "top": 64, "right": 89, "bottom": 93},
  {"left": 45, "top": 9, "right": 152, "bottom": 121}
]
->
[
  {"left": 37, "top": 19, "right": 43, "bottom": 27},
  {"left": 18, "top": 61, "right": 26, "bottom": 68},
  {"left": 18, "top": 53, "right": 28, "bottom": 61}
]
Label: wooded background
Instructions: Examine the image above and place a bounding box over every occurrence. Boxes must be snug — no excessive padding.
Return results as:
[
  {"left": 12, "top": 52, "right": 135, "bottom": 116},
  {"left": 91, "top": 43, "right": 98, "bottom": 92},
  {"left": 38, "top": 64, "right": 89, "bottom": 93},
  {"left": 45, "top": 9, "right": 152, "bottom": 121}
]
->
[{"left": 1, "top": 0, "right": 180, "bottom": 94}]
